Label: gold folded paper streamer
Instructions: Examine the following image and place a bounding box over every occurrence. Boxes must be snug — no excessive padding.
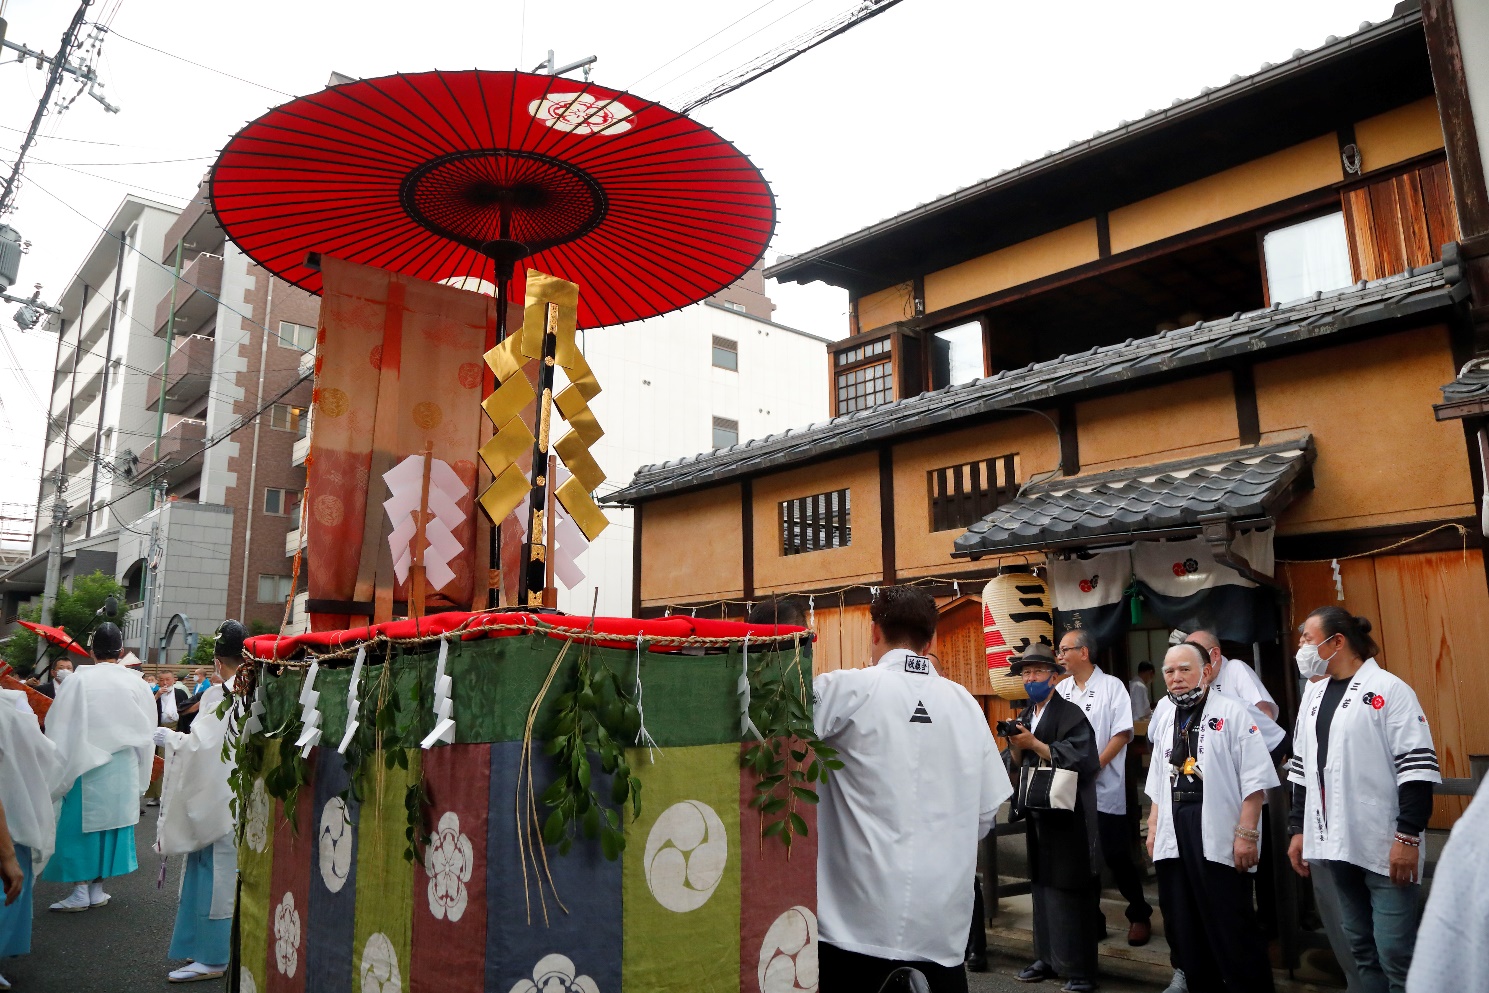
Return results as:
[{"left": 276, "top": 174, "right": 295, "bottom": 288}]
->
[
  {"left": 476, "top": 268, "right": 609, "bottom": 543},
  {"left": 553, "top": 431, "right": 605, "bottom": 492},
  {"left": 556, "top": 475, "right": 609, "bottom": 541}
]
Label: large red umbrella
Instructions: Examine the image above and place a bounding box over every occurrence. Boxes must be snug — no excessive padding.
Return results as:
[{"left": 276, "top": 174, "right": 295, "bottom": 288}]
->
[
  {"left": 209, "top": 69, "right": 776, "bottom": 330},
  {"left": 17, "top": 620, "right": 90, "bottom": 659}
]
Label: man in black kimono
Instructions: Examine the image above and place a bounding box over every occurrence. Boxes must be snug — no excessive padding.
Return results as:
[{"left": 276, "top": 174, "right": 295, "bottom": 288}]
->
[{"left": 1004, "top": 645, "right": 1101, "bottom": 992}]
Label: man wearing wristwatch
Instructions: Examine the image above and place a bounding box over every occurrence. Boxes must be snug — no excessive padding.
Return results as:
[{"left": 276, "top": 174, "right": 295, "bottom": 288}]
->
[
  {"left": 1286, "top": 607, "right": 1439, "bottom": 993},
  {"left": 1145, "top": 642, "right": 1277, "bottom": 993}
]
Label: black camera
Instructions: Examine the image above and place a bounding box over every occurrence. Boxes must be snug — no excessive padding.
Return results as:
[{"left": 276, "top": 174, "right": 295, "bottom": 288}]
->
[{"left": 996, "top": 719, "right": 1025, "bottom": 737}]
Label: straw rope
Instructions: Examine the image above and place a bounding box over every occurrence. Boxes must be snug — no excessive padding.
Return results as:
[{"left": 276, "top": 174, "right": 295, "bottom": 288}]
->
[
  {"left": 1275, "top": 523, "right": 1471, "bottom": 564},
  {"left": 516, "top": 638, "right": 573, "bottom": 926}
]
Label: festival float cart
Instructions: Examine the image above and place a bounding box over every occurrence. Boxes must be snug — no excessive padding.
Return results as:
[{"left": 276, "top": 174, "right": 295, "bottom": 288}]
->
[
  {"left": 208, "top": 69, "right": 821, "bottom": 993},
  {"left": 233, "top": 612, "right": 823, "bottom": 993}
]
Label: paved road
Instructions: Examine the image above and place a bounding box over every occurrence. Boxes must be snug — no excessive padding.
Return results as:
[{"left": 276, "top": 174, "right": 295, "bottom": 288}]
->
[
  {"left": 970, "top": 958, "right": 1160, "bottom": 993},
  {"left": 8, "top": 809, "right": 182, "bottom": 992}
]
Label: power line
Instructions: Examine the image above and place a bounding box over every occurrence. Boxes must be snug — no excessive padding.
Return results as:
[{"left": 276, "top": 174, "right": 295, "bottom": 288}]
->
[
  {"left": 101, "top": 27, "right": 294, "bottom": 98},
  {"left": 625, "top": 0, "right": 795, "bottom": 91}
]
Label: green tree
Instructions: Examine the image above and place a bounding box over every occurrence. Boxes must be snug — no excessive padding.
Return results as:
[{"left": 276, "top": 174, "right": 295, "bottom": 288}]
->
[
  {"left": 188, "top": 634, "right": 217, "bottom": 666},
  {"left": 2, "top": 570, "right": 129, "bottom": 674}
]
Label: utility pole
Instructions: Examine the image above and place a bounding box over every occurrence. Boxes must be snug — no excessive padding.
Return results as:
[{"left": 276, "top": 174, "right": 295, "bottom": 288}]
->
[
  {"left": 137, "top": 482, "right": 165, "bottom": 664},
  {"left": 35, "top": 470, "right": 67, "bottom": 669}
]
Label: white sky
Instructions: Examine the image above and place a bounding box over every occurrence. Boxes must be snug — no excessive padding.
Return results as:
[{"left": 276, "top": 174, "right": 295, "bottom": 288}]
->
[{"left": 0, "top": 0, "right": 1399, "bottom": 522}]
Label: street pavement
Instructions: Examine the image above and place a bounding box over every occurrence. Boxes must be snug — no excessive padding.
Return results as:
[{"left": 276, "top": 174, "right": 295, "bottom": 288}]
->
[
  {"left": 9, "top": 807, "right": 183, "bottom": 992},
  {"left": 970, "top": 958, "right": 1159, "bottom": 992}
]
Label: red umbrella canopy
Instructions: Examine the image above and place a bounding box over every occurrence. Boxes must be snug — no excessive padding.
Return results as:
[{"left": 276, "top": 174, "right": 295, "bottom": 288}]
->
[
  {"left": 17, "top": 620, "right": 91, "bottom": 658},
  {"left": 210, "top": 70, "right": 776, "bottom": 329}
]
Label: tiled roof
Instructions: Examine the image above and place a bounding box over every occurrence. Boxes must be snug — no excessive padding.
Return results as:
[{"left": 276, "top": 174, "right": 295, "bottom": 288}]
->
[
  {"left": 1437, "top": 356, "right": 1489, "bottom": 410},
  {"left": 951, "top": 437, "right": 1315, "bottom": 558},
  {"left": 607, "top": 261, "right": 1464, "bottom": 504}
]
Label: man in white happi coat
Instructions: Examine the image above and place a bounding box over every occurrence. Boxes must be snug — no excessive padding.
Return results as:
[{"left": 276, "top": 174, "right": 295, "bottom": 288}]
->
[
  {"left": 154, "top": 620, "right": 246, "bottom": 984},
  {"left": 0, "top": 685, "right": 63, "bottom": 986},
  {"left": 814, "top": 586, "right": 1013, "bottom": 993},
  {"left": 42, "top": 622, "right": 157, "bottom": 911}
]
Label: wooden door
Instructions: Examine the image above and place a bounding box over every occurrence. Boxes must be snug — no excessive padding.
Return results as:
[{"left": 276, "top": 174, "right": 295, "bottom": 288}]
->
[{"left": 1342, "top": 157, "right": 1461, "bottom": 281}]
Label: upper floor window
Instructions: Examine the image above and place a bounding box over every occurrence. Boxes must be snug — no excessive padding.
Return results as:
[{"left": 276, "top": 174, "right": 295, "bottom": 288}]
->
[
  {"left": 835, "top": 336, "right": 893, "bottom": 414},
  {"left": 264, "top": 487, "right": 301, "bottom": 516},
  {"left": 928, "top": 454, "right": 1018, "bottom": 532},
  {"left": 1261, "top": 212, "right": 1352, "bottom": 304},
  {"left": 712, "top": 416, "right": 739, "bottom": 449},
  {"left": 929, "top": 321, "right": 984, "bottom": 390},
  {"left": 257, "top": 574, "right": 294, "bottom": 604},
  {"left": 780, "top": 488, "right": 851, "bottom": 555},
  {"left": 269, "top": 403, "right": 306, "bottom": 435},
  {"left": 720, "top": 300, "right": 747, "bottom": 313},
  {"left": 711, "top": 335, "right": 738, "bottom": 371},
  {"left": 278, "top": 321, "right": 317, "bottom": 352}
]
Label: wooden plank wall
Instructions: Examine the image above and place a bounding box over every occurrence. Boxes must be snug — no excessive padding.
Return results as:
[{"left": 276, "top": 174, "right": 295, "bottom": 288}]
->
[
  {"left": 809, "top": 603, "right": 874, "bottom": 675},
  {"left": 1282, "top": 549, "right": 1489, "bottom": 826}
]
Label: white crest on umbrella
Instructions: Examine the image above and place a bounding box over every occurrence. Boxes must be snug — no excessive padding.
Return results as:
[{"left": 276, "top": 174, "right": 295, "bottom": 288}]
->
[
  {"left": 528, "top": 93, "right": 634, "bottom": 135},
  {"left": 425, "top": 810, "right": 475, "bottom": 922},
  {"left": 245, "top": 779, "right": 270, "bottom": 853},
  {"left": 506, "top": 953, "right": 600, "bottom": 993},
  {"left": 319, "top": 796, "right": 354, "bottom": 893},
  {"left": 643, "top": 800, "right": 728, "bottom": 913},
  {"left": 360, "top": 932, "right": 401, "bottom": 993},
  {"left": 273, "top": 892, "right": 302, "bottom": 977},
  {"left": 758, "top": 906, "right": 819, "bottom": 993}
]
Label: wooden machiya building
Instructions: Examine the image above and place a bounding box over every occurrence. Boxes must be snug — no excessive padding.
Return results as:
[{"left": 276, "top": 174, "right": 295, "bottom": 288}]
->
[{"left": 608, "top": 4, "right": 1489, "bottom": 832}]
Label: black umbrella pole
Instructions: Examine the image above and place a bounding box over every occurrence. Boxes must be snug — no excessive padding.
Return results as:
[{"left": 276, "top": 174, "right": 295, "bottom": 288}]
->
[
  {"left": 487, "top": 271, "right": 510, "bottom": 609},
  {"left": 521, "top": 302, "right": 560, "bottom": 608}
]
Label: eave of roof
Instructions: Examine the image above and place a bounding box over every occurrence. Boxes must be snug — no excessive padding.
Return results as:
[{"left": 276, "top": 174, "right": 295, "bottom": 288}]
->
[
  {"left": 607, "top": 260, "right": 1464, "bottom": 505},
  {"left": 951, "top": 436, "right": 1315, "bottom": 558},
  {"left": 767, "top": 10, "right": 1429, "bottom": 292},
  {"left": 1434, "top": 356, "right": 1489, "bottom": 420}
]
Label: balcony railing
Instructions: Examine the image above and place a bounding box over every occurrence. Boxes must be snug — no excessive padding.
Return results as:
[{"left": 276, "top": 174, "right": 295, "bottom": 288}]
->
[
  {"left": 285, "top": 525, "right": 306, "bottom": 557},
  {"left": 147, "top": 334, "right": 214, "bottom": 412},
  {"left": 291, "top": 434, "right": 311, "bottom": 468},
  {"left": 154, "top": 253, "right": 223, "bottom": 336},
  {"left": 137, "top": 417, "right": 206, "bottom": 473}
]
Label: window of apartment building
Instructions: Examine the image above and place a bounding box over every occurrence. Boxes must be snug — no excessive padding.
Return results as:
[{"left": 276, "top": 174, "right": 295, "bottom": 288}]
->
[
  {"left": 835, "top": 336, "right": 893, "bottom": 414},
  {"left": 257, "top": 574, "right": 294, "bottom": 604},
  {"left": 720, "top": 300, "right": 747, "bottom": 314},
  {"left": 1261, "top": 212, "right": 1353, "bottom": 304},
  {"left": 711, "top": 335, "right": 738, "bottom": 371},
  {"left": 264, "top": 487, "right": 301, "bottom": 516},
  {"left": 278, "top": 321, "right": 317, "bottom": 351},
  {"left": 712, "top": 416, "right": 739, "bottom": 449},
  {"left": 928, "top": 454, "right": 1018, "bottom": 532},
  {"left": 780, "top": 488, "right": 851, "bottom": 555},
  {"left": 928, "top": 321, "right": 984, "bottom": 390},
  {"left": 269, "top": 403, "right": 306, "bottom": 435}
]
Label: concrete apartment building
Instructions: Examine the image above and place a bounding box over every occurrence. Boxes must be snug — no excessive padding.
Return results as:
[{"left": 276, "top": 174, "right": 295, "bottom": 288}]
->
[{"left": 0, "top": 181, "right": 317, "bottom": 660}]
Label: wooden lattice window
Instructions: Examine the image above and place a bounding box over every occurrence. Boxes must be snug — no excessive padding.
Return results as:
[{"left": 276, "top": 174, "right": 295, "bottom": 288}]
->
[
  {"left": 780, "top": 488, "right": 851, "bottom": 555},
  {"left": 834, "top": 337, "right": 893, "bottom": 414},
  {"left": 928, "top": 454, "right": 1018, "bottom": 532}
]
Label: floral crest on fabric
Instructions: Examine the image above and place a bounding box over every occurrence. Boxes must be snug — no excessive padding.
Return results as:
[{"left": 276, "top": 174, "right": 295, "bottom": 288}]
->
[
  {"left": 643, "top": 800, "right": 728, "bottom": 913},
  {"left": 507, "top": 953, "right": 600, "bottom": 993},
  {"left": 528, "top": 93, "right": 634, "bottom": 135},
  {"left": 425, "top": 810, "right": 474, "bottom": 922},
  {"left": 245, "top": 778, "right": 269, "bottom": 853},
  {"left": 758, "top": 906, "right": 819, "bottom": 993},
  {"left": 360, "top": 932, "right": 401, "bottom": 993},
  {"left": 240, "top": 968, "right": 258, "bottom": 993},
  {"left": 273, "top": 892, "right": 301, "bottom": 977},
  {"left": 319, "top": 796, "right": 353, "bottom": 893}
]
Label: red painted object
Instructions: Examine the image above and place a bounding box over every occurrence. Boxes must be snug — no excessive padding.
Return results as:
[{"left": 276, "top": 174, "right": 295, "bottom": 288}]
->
[
  {"left": 17, "top": 619, "right": 91, "bottom": 658},
  {"left": 210, "top": 70, "right": 776, "bottom": 329}
]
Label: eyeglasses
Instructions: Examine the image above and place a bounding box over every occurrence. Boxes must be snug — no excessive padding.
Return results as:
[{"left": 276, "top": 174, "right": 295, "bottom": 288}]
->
[{"left": 1055, "top": 646, "right": 1084, "bottom": 657}]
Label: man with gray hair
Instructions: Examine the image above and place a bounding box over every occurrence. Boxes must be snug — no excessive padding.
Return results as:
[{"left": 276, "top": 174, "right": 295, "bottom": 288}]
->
[{"left": 1056, "top": 628, "right": 1152, "bottom": 945}]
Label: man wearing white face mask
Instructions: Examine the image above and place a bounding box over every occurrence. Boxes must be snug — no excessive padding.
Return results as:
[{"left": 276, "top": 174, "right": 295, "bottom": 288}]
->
[{"left": 1286, "top": 607, "right": 1438, "bottom": 993}]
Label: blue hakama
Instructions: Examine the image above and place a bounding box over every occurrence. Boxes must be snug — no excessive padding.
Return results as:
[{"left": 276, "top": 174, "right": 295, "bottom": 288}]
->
[
  {"left": 0, "top": 848, "right": 33, "bottom": 957},
  {"left": 41, "top": 779, "right": 137, "bottom": 883},
  {"left": 169, "top": 846, "right": 232, "bottom": 965}
]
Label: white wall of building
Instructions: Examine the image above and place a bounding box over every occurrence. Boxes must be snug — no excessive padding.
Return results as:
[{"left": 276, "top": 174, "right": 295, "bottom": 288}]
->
[
  {"left": 1454, "top": 0, "right": 1489, "bottom": 195},
  {"left": 556, "top": 301, "right": 830, "bottom": 617},
  {"left": 200, "top": 242, "right": 253, "bottom": 506}
]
